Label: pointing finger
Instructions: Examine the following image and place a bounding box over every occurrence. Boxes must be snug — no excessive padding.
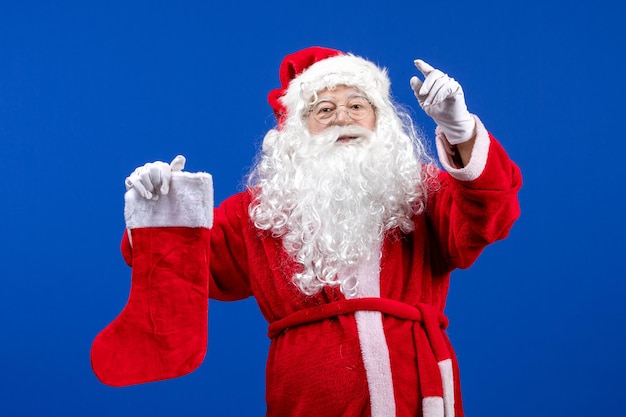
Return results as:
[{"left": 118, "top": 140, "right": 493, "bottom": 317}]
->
[{"left": 414, "top": 59, "right": 435, "bottom": 76}]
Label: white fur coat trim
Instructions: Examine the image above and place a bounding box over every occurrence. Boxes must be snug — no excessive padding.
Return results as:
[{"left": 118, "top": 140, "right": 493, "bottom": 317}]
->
[{"left": 345, "top": 246, "right": 396, "bottom": 417}]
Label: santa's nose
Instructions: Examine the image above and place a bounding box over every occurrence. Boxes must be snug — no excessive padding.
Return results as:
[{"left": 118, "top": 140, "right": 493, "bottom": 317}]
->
[{"left": 332, "top": 108, "right": 352, "bottom": 125}]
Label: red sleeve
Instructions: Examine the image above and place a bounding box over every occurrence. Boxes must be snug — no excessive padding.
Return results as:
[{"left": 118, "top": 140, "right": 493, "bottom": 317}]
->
[{"left": 428, "top": 133, "right": 522, "bottom": 270}]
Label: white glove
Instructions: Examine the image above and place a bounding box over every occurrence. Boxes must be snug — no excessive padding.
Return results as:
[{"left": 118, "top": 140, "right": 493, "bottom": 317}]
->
[
  {"left": 410, "top": 60, "right": 475, "bottom": 145},
  {"left": 124, "top": 155, "right": 186, "bottom": 200}
]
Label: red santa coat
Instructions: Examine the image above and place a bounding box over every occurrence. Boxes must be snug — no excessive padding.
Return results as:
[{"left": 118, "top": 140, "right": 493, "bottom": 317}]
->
[{"left": 103, "top": 118, "right": 521, "bottom": 417}]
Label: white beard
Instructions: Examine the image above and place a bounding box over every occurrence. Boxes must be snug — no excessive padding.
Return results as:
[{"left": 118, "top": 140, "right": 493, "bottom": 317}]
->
[{"left": 249, "top": 120, "right": 429, "bottom": 296}]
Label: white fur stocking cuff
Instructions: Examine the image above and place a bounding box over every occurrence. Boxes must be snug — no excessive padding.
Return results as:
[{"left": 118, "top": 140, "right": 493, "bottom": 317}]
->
[{"left": 124, "top": 171, "right": 214, "bottom": 229}]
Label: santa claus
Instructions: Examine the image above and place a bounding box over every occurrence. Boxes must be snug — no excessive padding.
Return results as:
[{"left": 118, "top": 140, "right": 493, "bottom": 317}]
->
[{"left": 91, "top": 46, "right": 522, "bottom": 417}]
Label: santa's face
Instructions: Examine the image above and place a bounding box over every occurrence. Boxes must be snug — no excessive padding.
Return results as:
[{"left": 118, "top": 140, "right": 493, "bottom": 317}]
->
[{"left": 306, "top": 86, "right": 377, "bottom": 136}]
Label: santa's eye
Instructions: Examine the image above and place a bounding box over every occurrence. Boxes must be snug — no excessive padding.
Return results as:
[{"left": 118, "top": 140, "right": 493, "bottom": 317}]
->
[{"left": 312, "top": 102, "right": 337, "bottom": 120}]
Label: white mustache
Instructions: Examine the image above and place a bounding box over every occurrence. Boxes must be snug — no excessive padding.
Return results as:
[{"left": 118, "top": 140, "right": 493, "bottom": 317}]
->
[{"left": 309, "top": 125, "right": 374, "bottom": 145}]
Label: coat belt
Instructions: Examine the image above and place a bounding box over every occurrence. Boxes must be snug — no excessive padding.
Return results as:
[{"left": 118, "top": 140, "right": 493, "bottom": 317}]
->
[{"left": 268, "top": 297, "right": 448, "bottom": 338}]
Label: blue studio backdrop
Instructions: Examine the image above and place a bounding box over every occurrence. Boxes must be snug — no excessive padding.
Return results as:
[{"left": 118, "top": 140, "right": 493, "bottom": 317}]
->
[{"left": 1, "top": 1, "right": 624, "bottom": 416}]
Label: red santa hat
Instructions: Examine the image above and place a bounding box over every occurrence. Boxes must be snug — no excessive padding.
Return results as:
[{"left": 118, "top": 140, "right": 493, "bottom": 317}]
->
[{"left": 268, "top": 46, "right": 392, "bottom": 129}]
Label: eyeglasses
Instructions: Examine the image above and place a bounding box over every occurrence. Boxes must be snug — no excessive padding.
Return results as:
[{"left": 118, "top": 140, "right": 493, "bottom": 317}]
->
[{"left": 308, "top": 96, "right": 374, "bottom": 125}]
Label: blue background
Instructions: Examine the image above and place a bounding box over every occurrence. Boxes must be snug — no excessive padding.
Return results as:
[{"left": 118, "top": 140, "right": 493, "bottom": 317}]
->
[{"left": 1, "top": 1, "right": 624, "bottom": 415}]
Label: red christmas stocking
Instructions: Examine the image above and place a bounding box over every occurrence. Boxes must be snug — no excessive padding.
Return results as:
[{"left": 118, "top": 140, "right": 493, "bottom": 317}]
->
[{"left": 91, "top": 172, "right": 213, "bottom": 387}]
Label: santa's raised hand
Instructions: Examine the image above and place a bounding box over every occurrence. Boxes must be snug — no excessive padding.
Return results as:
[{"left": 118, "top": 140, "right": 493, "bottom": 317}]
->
[{"left": 410, "top": 60, "right": 475, "bottom": 145}]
